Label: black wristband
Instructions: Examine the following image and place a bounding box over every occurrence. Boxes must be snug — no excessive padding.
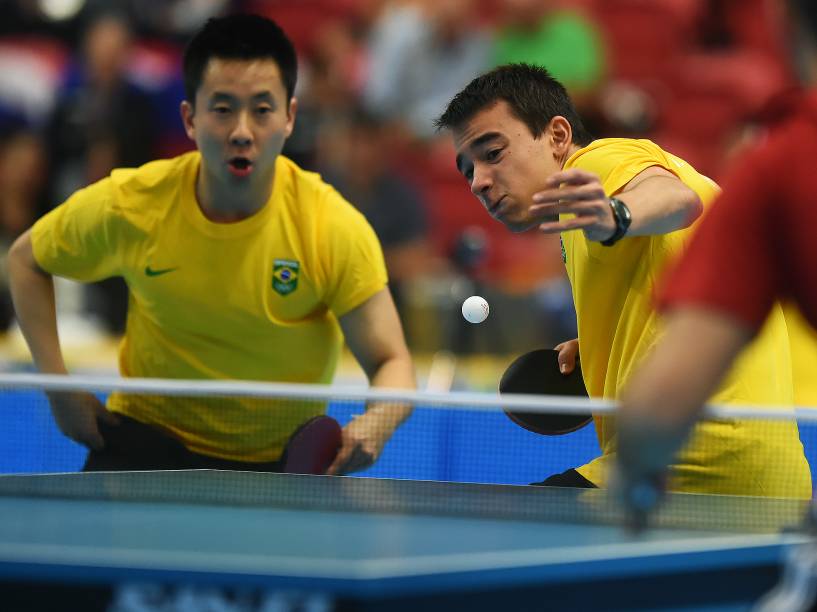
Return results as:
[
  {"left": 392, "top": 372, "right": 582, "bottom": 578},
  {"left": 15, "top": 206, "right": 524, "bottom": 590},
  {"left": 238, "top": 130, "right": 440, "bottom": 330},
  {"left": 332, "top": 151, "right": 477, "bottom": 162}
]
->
[{"left": 601, "top": 197, "right": 632, "bottom": 247}]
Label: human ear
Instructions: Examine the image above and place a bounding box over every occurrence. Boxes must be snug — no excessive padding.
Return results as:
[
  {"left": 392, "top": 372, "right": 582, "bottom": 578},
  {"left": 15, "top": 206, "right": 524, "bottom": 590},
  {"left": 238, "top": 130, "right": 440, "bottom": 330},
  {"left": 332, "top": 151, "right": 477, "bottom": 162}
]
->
[
  {"left": 180, "top": 101, "right": 196, "bottom": 141},
  {"left": 549, "top": 116, "right": 574, "bottom": 156},
  {"left": 285, "top": 97, "right": 298, "bottom": 138}
]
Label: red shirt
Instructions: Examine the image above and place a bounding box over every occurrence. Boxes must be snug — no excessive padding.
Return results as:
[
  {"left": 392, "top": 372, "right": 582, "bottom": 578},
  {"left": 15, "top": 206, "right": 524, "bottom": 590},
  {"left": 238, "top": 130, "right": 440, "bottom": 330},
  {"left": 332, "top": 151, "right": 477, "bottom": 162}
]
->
[{"left": 660, "top": 92, "right": 817, "bottom": 332}]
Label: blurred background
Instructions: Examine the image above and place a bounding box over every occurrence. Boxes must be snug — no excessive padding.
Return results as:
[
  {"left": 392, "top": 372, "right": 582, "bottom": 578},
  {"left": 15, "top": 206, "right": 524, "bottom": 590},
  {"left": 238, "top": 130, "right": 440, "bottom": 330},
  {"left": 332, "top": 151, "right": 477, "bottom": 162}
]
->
[{"left": 0, "top": 0, "right": 811, "bottom": 391}]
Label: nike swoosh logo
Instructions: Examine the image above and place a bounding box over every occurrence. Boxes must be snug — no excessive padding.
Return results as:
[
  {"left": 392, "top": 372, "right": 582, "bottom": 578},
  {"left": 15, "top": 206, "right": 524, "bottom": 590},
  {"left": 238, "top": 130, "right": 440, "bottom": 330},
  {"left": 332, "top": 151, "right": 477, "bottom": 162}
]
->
[{"left": 144, "top": 266, "right": 179, "bottom": 277}]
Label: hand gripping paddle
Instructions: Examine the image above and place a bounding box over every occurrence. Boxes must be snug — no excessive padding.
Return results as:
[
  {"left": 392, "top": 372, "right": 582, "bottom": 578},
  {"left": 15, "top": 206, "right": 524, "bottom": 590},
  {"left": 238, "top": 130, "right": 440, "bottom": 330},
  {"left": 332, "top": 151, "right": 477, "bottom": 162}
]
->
[{"left": 280, "top": 415, "right": 343, "bottom": 474}]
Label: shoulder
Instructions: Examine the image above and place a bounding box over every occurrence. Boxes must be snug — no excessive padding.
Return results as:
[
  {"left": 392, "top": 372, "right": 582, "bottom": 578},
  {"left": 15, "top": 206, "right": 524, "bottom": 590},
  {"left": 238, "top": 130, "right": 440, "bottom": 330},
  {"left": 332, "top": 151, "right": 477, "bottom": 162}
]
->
[
  {"left": 570, "top": 138, "right": 669, "bottom": 162},
  {"left": 52, "top": 152, "right": 199, "bottom": 238},
  {"left": 108, "top": 152, "right": 197, "bottom": 196},
  {"left": 105, "top": 151, "right": 198, "bottom": 214},
  {"left": 278, "top": 156, "right": 373, "bottom": 230},
  {"left": 568, "top": 138, "right": 675, "bottom": 193}
]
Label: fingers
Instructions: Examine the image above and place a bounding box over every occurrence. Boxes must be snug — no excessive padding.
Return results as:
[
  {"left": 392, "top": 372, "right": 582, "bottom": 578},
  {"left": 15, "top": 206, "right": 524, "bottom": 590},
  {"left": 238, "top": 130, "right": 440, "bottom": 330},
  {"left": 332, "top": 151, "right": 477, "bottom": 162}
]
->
[
  {"left": 532, "top": 182, "right": 606, "bottom": 206},
  {"left": 50, "top": 392, "right": 110, "bottom": 451},
  {"left": 327, "top": 441, "right": 374, "bottom": 475},
  {"left": 326, "top": 452, "right": 346, "bottom": 476},
  {"left": 531, "top": 170, "right": 607, "bottom": 233},
  {"left": 328, "top": 420, "right": 382, "bottom": 475},
  {"left": 326, "top": 437, "right": 353, "bottom": 475},
  {"left": 530, "top": 180, "right": 608, "bottom": 233},
  {"left": 530, "top": 201, "right": 603, "bottom": 222},
  {"left": 555, "top": 339, "right": 579, "bottom": 374},
  {"left": 74, "top": 395, "right": 110, "bottom": 450},
  {"left": 74, "top": 404, "right": 107, "bottom": 451}
]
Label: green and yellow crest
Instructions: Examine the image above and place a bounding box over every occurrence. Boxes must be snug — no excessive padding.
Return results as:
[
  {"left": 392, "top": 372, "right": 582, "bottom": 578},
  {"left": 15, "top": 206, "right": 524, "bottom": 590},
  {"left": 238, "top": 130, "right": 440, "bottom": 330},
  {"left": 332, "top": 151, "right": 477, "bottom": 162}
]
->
[{"left": 272, "top": 259, "right": 299, "bottom": 296}]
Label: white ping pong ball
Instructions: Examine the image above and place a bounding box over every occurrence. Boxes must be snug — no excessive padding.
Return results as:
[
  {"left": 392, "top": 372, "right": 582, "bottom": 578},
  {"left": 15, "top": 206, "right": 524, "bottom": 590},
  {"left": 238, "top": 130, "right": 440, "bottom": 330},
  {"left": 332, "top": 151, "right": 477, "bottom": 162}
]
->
[{"left": 462, "top": 295, "right": 489, "bottom": 324}]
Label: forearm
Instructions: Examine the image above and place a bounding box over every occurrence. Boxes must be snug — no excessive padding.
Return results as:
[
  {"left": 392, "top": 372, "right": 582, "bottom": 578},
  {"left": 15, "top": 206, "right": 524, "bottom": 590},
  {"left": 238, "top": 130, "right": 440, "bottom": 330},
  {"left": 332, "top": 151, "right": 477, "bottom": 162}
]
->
[
  {"left": 364, "top": 353, "right": 416, "bottom": 429},
  {"left": 618, "top": 176, "right": 703, "bottom": 237},
  {"left": 617, "top": 307, "right": 752, "bottom": 481},
  {"left": 8, "top": 234, "right": 67, "bottom": 374}
]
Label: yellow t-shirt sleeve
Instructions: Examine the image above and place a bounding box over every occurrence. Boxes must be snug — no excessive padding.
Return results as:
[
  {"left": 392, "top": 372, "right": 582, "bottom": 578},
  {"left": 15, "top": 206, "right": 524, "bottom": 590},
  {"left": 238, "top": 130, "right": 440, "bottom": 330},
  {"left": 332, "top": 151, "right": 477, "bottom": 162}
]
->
[
  {"left": 319, "top": 189, "right": 388, "bottom": 317},
  {"left": 31, "top": 178, "right": 123, "bottom": 282},
  {"left": 570, "top": 139, "right": 683, "bottom": 196}
]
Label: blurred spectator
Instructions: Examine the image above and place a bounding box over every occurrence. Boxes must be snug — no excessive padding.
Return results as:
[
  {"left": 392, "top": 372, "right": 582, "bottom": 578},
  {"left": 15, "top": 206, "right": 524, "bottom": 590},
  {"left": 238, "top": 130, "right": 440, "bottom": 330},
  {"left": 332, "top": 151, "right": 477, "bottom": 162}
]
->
[
  {"left": 318, "top": 109, "right": 441, "bottom": 315},
  {"left": 284, "top": 16, "right": 369, "bottom": 169},
  {"left": 362, "top": 0, "right": 491, "bottom": 143},
  {"left": 0, "top": 37, "right": 69, "bottom": 131},
  {"left": 47, "top": 12, "right": 156, "bottom": 198},
  {"left": 130, "top": 0, "right": 231, "bottom": 42},
  {"left": 45, "top": 11, "right": 159, "bottom": 333},
  {"left": 492, "top": 0, "right": 608, "bottom": 134},
  {"left": 0, "top": 128, "right": 49, "bottom": 330}
]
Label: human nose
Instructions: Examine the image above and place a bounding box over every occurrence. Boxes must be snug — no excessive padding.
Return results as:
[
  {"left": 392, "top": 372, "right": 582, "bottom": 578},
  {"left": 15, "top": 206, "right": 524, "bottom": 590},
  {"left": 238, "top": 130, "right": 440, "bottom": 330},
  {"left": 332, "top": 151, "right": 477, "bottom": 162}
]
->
[
  {"left": 230, "top": 110, "right": 253, "bottom": 147},
  {"left": 470, "top": 163, "right": 491, "bottom": 199}
]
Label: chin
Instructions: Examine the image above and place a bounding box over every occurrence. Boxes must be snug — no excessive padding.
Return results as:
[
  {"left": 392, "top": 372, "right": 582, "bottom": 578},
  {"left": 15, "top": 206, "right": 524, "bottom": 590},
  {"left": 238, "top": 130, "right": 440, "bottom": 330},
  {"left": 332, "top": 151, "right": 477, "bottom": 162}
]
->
[{"left": 504, "top": 217, "right": 539, "bottom": 233}]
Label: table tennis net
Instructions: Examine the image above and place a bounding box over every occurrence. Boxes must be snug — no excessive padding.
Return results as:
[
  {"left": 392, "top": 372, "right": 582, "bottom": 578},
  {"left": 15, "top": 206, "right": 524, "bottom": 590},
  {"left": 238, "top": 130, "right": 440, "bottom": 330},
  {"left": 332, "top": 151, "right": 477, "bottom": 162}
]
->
[{"left": 0, "top": 372, "right": 814, "bottom": 533}]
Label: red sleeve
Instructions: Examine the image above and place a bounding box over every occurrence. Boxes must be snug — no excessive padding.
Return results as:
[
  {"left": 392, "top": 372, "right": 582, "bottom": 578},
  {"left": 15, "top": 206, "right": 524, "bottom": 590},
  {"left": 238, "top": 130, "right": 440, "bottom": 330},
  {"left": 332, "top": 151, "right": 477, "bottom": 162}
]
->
[{"left": 659, "top": 143, "right": 781, "bottom": 331}]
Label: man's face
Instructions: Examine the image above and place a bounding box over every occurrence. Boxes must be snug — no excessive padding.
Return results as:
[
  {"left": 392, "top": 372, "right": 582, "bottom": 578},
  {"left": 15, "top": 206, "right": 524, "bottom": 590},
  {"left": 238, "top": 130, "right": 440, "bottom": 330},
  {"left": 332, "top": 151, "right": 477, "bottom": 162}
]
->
[
  {"left": 452, "top": 100, "right": 565, "bottom": 233},
  {"left": 181, "top": 58, "right": 296, "bottom": 187}
]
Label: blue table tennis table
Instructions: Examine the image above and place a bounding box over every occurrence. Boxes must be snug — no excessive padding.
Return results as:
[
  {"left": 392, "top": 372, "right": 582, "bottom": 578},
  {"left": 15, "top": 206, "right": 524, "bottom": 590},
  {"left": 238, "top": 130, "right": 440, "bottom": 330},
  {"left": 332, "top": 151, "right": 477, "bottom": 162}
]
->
[{"left": 0, "top": 470, "right": 810, "bottom": 611}]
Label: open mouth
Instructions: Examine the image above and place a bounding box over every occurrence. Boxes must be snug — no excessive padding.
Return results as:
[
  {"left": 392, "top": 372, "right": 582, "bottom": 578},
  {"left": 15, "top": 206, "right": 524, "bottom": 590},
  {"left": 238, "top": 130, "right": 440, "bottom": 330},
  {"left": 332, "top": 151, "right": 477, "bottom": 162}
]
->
[{"left": 227, "top": 157, "right": 253, "bottom": 177}]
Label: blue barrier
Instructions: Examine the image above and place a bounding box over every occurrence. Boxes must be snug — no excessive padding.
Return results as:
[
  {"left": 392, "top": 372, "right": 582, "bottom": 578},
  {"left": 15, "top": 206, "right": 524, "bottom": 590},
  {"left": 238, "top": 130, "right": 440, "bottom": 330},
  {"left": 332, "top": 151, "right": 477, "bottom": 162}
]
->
[{"left": 3, "top": 390, "right": 816, "bottom": 490}]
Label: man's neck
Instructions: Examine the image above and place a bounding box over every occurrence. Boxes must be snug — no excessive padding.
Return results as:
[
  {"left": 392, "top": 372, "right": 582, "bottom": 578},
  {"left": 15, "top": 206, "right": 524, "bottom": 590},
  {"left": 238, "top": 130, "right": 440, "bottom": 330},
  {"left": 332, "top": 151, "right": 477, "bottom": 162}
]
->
[
  {"left": 560, "top": 142, "right": 585, "bottom": 168},
  {"left": 196, "top": 168, "right": 274, "bottom": 222}
]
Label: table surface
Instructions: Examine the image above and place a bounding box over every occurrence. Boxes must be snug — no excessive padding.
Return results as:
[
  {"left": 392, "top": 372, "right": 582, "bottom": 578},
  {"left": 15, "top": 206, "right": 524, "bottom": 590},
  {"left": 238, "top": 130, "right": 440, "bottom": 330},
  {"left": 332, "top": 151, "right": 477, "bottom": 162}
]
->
[{"left": 0, "top": 470, "right": 810, "bottom": 610}]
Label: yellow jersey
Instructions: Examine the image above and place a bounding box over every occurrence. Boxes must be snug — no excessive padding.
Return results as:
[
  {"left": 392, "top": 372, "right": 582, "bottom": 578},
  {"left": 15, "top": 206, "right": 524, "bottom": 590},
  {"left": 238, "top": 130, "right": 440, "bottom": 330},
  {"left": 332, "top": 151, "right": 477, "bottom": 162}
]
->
[
  {"left": 563, "top": 139, "right": 810, "bottom": 497},
  {"left": 32, "top": 152, "right": 388, "bottom": 461}
]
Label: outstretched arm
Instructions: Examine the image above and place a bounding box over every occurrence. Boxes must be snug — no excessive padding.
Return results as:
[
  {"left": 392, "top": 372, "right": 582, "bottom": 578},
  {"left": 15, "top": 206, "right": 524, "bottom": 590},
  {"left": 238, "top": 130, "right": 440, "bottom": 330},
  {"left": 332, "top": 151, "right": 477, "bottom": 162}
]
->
[
  {"left": 333, "top": 287, "right": 416, "bottom": 474},
  {"left": 8, "top": 230, "right": 116, "bottom": 449},
  {"left": 615, "top": 306, "right": 753, "bottom": 519},
  {"left": 532, "top": 166, "right": 703, "bottom": 243},
  {"left": 9, "top": 230, "right": 66, "bottom": 375}
]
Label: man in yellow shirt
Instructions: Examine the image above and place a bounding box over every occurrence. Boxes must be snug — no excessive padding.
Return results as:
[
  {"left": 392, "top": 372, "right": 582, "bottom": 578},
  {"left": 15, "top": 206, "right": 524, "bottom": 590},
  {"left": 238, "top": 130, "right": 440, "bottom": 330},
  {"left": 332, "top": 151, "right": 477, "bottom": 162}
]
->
[
  {"left": 8, "top": 14, "right": 416, "bottom": 474},
  {"left": 435, "top": 63, "right": 809, "bottom": 497}
]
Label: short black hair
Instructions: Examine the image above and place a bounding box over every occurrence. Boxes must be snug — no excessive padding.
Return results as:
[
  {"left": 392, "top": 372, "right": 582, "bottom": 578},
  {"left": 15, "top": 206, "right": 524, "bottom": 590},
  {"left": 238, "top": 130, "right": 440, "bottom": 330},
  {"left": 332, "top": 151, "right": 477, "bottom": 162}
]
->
[
  {"left": 182, "top": 13, "right": 298, "bottom": 104},
  {"left": 435, "top": 63, "right": 593, "bottom": 146}
]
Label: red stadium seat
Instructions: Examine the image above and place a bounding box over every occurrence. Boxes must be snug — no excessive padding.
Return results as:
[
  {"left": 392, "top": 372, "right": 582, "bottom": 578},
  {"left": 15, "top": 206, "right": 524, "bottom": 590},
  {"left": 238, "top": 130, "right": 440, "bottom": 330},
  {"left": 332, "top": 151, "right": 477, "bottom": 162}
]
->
[
  {"left": 241, "top": 0, "right": 361, "bottom": 53},
  {"left": 590, "top": 0, "right": 704, "bottom": 81}
]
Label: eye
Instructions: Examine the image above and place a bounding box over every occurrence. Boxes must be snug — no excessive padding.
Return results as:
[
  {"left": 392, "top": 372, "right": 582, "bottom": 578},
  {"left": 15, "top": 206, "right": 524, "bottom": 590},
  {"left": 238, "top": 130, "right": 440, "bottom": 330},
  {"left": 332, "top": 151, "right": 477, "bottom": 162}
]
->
[
  {"left": 255, "top": 106, "right": 273, "bottom": 115},
  {"left": 485, "top": 148, "right": 502, "bottom": 162},
  {"left": 212, "top": 106, "right": 231, "bottom": 115}
]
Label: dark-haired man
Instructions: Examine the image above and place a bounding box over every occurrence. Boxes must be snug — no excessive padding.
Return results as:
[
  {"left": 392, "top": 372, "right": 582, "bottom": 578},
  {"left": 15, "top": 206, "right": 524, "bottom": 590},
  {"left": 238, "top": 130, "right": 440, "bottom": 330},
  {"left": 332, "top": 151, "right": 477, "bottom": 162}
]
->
[
  {"left": 8, "top": 14, "right": 416, "bottom": 475},
  {"left": 435, "top": 63, "right": 810, "bottom": 497},
  {"left": 617, "top": 0, "right": 817, "bottom": 517}
]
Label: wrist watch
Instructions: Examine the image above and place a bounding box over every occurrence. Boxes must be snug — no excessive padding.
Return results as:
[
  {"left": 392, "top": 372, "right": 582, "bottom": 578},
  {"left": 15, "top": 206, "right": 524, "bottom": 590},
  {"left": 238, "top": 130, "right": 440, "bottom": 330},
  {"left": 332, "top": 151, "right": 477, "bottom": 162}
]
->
[{"left": 601, "top": 196, "right": 632, "bottom": 247}]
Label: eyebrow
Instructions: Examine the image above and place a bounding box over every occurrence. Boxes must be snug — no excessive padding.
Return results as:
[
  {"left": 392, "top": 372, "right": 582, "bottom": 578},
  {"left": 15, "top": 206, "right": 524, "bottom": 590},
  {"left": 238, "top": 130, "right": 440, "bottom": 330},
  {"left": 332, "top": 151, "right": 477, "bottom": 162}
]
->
[
  {"left": 455, "top": 132, "right": 502, "bottom": 174},
  {"left": 210, "top": 91, "right": 276, "bottom": 103}
]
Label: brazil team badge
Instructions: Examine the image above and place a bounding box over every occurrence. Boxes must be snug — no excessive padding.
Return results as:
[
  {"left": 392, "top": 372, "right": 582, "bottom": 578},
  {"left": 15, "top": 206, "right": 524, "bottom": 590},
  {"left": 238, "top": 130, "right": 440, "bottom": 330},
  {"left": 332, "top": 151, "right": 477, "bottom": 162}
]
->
[{"left": 273, "top": 259, "right": 299, "bottom": 296}]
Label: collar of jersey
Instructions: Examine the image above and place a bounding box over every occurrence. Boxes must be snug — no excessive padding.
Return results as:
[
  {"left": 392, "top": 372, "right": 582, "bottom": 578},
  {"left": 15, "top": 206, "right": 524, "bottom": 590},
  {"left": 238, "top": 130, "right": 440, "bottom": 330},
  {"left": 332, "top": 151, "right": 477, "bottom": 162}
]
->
[{"left": 180, "top": 153, "right": 280, "bottom": 239}]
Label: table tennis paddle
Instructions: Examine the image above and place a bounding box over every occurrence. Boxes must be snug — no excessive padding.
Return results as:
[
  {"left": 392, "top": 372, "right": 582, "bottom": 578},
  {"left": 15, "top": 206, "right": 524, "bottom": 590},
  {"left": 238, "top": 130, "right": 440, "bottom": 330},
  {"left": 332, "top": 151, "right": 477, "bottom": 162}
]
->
[
  {"left": 280, "top": 415, "right": 342, "bottom": 475},
  {"left": 499, "top": 348, "right": 592, "bottom": 435}
]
